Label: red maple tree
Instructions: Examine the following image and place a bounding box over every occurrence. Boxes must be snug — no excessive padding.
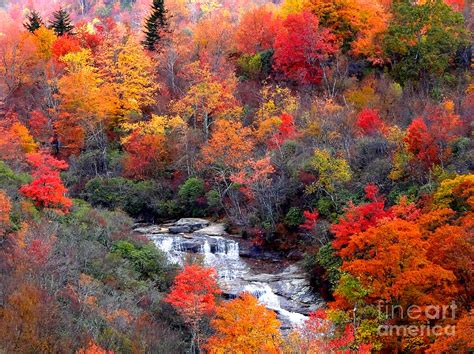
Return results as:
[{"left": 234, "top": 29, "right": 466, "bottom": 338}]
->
[
  {"left": 273, "top": 11, "right": 338, "bottom": 85},
  {"left": 20, "top": 152, "right": 72, "bottom": 213}
]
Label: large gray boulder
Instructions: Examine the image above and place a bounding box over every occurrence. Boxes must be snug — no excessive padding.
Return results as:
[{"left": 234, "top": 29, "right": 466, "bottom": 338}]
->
[
  {"left": 193, "top": 223, "right": 226, "bottom": 236},
  {"left": 175, "top": 218, "right": 210, "bottom": 231},
  {"left": 168, "top": 225, "right": 192, "bottom": 234}
]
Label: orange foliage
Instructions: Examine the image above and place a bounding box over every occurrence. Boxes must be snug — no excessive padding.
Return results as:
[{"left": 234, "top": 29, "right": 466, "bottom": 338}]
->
[
  {"left": 0, "top": 115, "right": 37, "bottom": 161},
  {"left": 0, "top": 190, "right": 11, "bottom": 233},
  {"left": 0, "top": 283, "right": 57, "bottom": 353},
  {"left": 122, "top": 130, "right": 170, "bottom": 180},
  {"left": 235, "top": 6, "right": 277, "bottom": 55},
  {"left": 206, "top": 292, "right": 281, "bottom": 353},
  {"left": 340, "top": 218, "right": 457, "bottom": 308},
  {"left": 427, "top": 310, "right": 474, "bottom": 353},
  {"left": 201, "top": 119, "right": 255, "bottom": 172},
  {"left": 54, "top": 112, "right": 85, "bottom": 156},
  {"left": 76, "top": 341, "right": 114, "bottom": 354}
]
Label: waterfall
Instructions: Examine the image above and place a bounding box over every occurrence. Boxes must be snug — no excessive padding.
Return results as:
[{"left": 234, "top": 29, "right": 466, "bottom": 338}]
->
[
  {"left": 146, "top": 225, "right": 312, "bottom": 327},
  {"left": 244, "top": 283, "right": 307, "bottom": 326}
]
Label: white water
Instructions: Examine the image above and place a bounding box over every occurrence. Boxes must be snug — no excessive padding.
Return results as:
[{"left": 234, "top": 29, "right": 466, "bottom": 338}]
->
[{"left": 150, "top": 230, "right": 309, "bottom": 327}]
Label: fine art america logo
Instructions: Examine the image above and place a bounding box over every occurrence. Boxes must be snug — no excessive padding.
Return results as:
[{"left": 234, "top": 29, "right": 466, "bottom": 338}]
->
[{"left": 376, "top": 301, "right": 458, "bottom": 337}]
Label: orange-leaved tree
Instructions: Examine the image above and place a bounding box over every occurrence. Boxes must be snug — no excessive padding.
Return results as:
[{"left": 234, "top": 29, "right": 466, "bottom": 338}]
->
[
  {"left": 206, "top": 292, "right": 282, "bottom": 353},
  {"left": 0, "top": 190, "right": 11, "bottom": 234},
  {"left": 234, "top": 6, "right": 278, "bottom": 55},
  {"left": 76, "top": 340, "right": 114, "bottom": 354}
]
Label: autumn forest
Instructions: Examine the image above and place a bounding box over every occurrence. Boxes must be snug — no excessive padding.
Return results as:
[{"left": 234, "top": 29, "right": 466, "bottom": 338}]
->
[{"left": 0, "top": 0, "right": 472, "bottom": 352}]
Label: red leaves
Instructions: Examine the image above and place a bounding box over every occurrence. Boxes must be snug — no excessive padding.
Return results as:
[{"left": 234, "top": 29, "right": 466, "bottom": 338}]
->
[
  {"left": 332, "top": 184, "right": 391, "bottom": 251},
  {"left": 28, "top": 110, "right": 51, "bottom": 144},
  {"left": 52, "top": 35, "right": 81, "bottom": 60},
  {"left": 273, "top": 11, "right": 338, "bottom": 85},
  {"left": 165, "top": 264, "right": 222, "bottom": 326},
  {"left": 122, "top": 130, "right": 169, "bottom": 180},
  {"left": 300, "top": 210, "right": 319, "bottom": 231},
  {"left": 267, "top": 113, "right": 298, "bottom": 149},
  {"left": 234, "top": 6, "right": 277, "bottom": 55},
  {"left": 405, "top": 108, "right": 462, "bottom": 170},
  {"left": 20, "top": 152, "right": 72, "bottom": 213},
  {"left": 356, "top": 108, "right": 385, "bottom": 136},
  {"left": 444, "top": 0, "right": 464, "bottom": 11}
]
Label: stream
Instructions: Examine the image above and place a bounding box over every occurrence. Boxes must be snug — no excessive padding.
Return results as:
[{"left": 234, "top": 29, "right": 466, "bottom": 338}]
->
[{"left": 134, "top": 218, "right": 323, "bottom": 329}]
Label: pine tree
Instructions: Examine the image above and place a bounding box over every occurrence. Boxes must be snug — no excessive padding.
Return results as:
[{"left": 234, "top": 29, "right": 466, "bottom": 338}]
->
[
  {"left": 24, "top": 10, "right": 44, "bottom": 33},
  {"left": 142, "top": 0, "right": 169, "bottom": 51},
  {"left": 50, "top": 8, "right": 74, "bottom": 37}
]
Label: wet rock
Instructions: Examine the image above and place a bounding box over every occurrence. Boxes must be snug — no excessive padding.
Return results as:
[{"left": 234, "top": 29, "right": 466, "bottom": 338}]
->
[
  {"left": 148, "top": 221, "right": 324, "bottom": 327},
  {"left": 193, "top": 223, "right": 226, "bottom": 236},
  {"left": 134, "top": 225, "right": 168, "bottom": 234},
  {"left": 287, "top": 249, "right": 304, "bottom": 261},
  {"left": 175, "top": 218, "right": 210, "bottom": 231},
  {"left": 168, "top": 225, "right": 191, "bottom": 234},
  {"left": 179, "top": 240, "right": 204, "bottom": 253}
]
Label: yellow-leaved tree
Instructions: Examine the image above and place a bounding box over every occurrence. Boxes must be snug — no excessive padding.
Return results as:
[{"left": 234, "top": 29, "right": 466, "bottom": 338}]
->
[{"left": 97, "top": 33, "right": 157, "bottom": 125}]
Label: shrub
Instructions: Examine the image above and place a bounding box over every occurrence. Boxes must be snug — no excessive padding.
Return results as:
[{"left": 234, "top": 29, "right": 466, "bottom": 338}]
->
[
  {"left": 177, "top": 177, "right": 206, "bottom": 217},
  {"left": 284, "top": 207, "right": 304, "bottom": 228}
]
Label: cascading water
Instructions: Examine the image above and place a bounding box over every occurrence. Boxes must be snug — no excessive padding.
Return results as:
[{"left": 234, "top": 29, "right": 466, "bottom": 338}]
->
[{"left": 145, "top": 222, "right": 316, "bottom": 327}]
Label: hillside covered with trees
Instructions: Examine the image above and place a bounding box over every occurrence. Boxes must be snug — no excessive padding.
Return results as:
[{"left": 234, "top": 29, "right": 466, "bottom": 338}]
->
[{"left": 0, "top": 0, "right": 473, "bottom": 352}]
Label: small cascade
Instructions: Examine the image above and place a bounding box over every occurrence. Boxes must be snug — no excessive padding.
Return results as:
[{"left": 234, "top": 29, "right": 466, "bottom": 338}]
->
[
  {"left": 244, "top": 283, "right": 307, "bottom": 326},
  {"left": 140, "top": 221, "right": 318, "bottom": 328},
  {"left": 244, "top": 283, "right": 281, "bottom": 309}
]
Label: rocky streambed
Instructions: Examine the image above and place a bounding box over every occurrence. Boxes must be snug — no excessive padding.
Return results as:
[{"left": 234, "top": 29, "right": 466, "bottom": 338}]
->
[{"left": 134, "top": 218, "right": 323, "bottom": 329}]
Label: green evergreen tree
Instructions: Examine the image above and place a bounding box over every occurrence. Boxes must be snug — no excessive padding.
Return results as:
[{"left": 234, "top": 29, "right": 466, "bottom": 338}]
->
[
  {"left": 142, "top": 0, "right": 169, "bottom": 51},
  {"left": 24, "top": 10, "right": 44, "bottom": 33},
  {"left": 49, "top": 8, "right": 74, "bottom": 37}
]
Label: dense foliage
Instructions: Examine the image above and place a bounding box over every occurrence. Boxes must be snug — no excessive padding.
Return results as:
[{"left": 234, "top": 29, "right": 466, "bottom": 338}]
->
[{"left": 0, "top": 0, "right": 472, "bottom": 352}]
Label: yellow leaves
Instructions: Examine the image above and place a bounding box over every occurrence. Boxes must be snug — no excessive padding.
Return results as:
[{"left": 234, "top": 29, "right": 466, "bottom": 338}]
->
[
  {"left": 61, "top": 48, "right": 95, "bottom": 73},
  {"left": 279, "top": 0, "right": 310, "bottom": 17},
  {"left": 385, "top": 125, "right": 405, "bottom": 145},
  {"left": 97, "top": 34, "right": 157, "bottom": 122},
  {"left": 306, "top": 148, "right": 352, "bottom": 193},
  {"left": 255, "top": 115, "right": 281, "bottom": 141},
  {"left": 31, "top": 27, "right": 57, "bottom": 60},
  {"left": 172, "top": 62, "right": 240, "bottom": 136},
  {"left": 188, "top": 0, "right": 222, "bottom": 16},
  {"left": 120, "top": 114, "right": 184, "bottom": 143},
  {"left": 433, "top": 174, "right": 474, "bottom": 209},
  {"left": 58, "top": 49, "right": 117, "bottom": 126},
  {"left": 256, "top": 84, "right": 298, "bottom": 122},
  {"left": 345, "top": 79, "right": 378, "bottom": 110},
  {"left": 11, "top": 122, "right": 37, "bottom": 153}
]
